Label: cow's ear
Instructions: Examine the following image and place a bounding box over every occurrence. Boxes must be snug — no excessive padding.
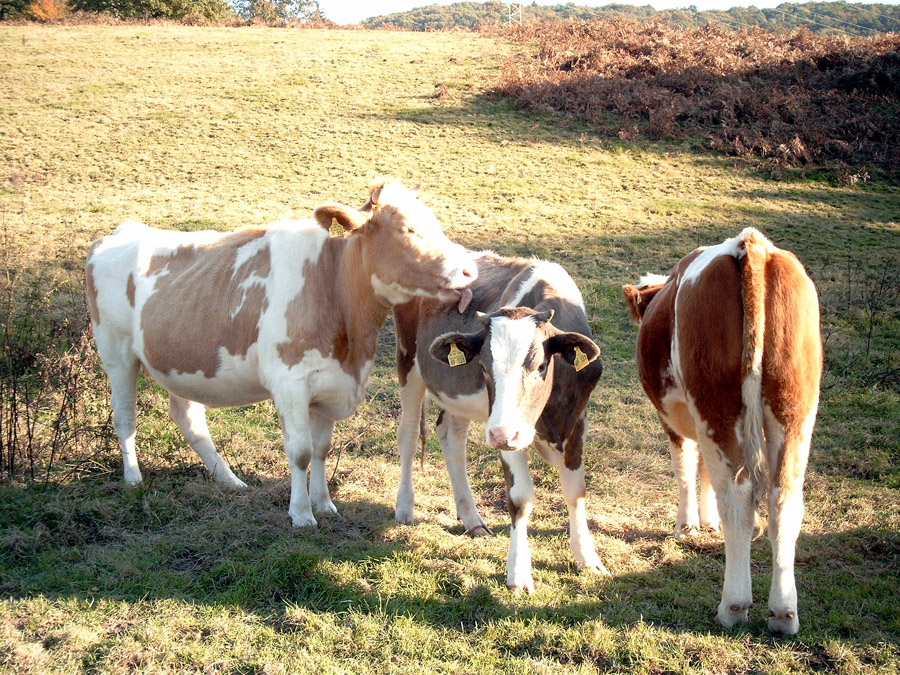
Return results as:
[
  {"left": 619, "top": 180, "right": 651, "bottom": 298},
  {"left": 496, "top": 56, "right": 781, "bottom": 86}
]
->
[
  {"left": 314, "top": 203, "right": 370, "bottom": 233},
  {"left": 545, "top": 332, "right": 600, "bottom": 369},
  {"left": 623, "top": 282, "right": 665, "bottom": 322},
  {"left": 429, "top": 329, "right": 486, "bottom": 367}
]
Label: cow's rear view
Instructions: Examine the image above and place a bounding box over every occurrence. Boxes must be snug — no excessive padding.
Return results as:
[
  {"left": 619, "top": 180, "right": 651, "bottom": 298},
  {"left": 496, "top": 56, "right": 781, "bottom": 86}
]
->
[{"left": 623, "top": 228, "right": 822, "bottom": 635}]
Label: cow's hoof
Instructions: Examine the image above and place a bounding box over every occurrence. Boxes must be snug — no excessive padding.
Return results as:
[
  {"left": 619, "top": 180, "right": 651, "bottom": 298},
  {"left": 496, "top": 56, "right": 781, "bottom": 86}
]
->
[
  {"left": 394, "top": 506, "right": 414, "bottom": 525},
  {"left": 465, "top": 524, "right": 494, "bottom": 537},
  {"left": 716, "top": 601, "right": 751, "bottom": 629},
  {"left": 673, "top": 523, "right": 700, "bottom": 539},
  {"left": 290, "top": 513, "right": 318, "bottom": 529},
  {"left": 768, "top": 609, "right": 799, "bottom": 636},
  {"left": 580, "top": 561, "right": 610, "bottom": 576},
  {"left": 226, "top": 478, "right": 248, "bottom": 490},
  {"left": 312, "top": 499, "right": 339, "bottom": 516},
  {"left": 507, "top": 579, "right": 535, "bottom": 595}
]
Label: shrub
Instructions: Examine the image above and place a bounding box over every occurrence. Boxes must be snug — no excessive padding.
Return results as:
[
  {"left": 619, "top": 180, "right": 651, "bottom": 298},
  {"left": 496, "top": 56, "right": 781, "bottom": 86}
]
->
[{"left": 487, "top": 19, "right": 900, "bottom": 177}]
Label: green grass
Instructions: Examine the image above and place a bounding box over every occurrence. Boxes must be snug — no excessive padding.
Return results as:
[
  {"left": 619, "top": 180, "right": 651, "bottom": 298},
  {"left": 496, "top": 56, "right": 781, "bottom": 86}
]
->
[{"left": 1, "top": 25, "right": 899, "bottom": 674}]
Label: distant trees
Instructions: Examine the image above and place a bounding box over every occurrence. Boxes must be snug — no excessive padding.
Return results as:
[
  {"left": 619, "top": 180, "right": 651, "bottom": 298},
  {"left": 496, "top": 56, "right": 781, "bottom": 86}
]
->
[
  {"left": 68, "top": 0, "right": 231, "bottom": 19},
  {"left": 363, "top": 1, "right": 900, "bottom": 36},
  {"left": 232, "top": 0, "right": 317, "bottom": 22}
]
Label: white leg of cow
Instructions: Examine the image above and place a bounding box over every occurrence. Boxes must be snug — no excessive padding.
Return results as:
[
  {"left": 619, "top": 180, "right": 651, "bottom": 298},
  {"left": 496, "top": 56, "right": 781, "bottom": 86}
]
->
[
  {"left": 559, "top": 463, "right": 608, "bottom": 574},
  {"left": 698, "top": 454, "right": 720, "bottom": 532},
  {"left": 103, "top": 354, "right": 143, "bottom": 486},
  {"left": 277, "top": 395, "right": 316, "bottom": 528},
  {"left": 701, "top": 437, "right": 755, "bottom": 628},
  {"left": 395, "top": 370, "right": 426, "bottom": 525},
  {"left": 500, "top": 449, "right": 535, "bottom": 594},
  {"left": 308, "top": 410, "right": 338, "bottom": 515},
  {"left": 669, "top": 433, "right": 700, "bottom": 537},
  {"left": 767, "top": 483, "right": 803, "bottom": 635},
  {"left": 438, "top": 411, "right": 491, "bottom": 536},
  {"left": 168, "top": 395, "right": 247, "bottom": 488},
  {"left": 766, "top": 408, "right": 813, "bottom": 636}
]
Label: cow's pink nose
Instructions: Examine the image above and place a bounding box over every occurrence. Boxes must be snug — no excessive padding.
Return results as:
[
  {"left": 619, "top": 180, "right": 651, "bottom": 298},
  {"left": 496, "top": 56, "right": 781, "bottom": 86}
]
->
[{"left": 488, "top": 427, "right": 519, "bottom": 449}]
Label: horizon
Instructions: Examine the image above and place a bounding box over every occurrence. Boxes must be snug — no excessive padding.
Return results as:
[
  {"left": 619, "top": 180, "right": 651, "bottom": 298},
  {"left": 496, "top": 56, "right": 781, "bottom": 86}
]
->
[{"left": 317, "top": 0, "right": 900, "bottom": 25}]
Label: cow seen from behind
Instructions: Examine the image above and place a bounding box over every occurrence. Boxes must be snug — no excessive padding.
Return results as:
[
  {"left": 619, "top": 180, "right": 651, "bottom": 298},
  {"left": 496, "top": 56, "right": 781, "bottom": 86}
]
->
[{"left": 623, "top": 227, "right": 822, "bottom": 635}]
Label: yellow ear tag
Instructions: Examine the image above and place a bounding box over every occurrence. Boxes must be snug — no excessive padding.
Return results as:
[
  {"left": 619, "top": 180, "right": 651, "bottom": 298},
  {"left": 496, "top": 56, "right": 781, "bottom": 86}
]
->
[
  {"left": 573, "top": 346, "right": 589, "bottom": 372},
  {"left": 447, "top": 342, "right": 467, "bottom": 367},
  {"left": 329, "top": 217, "right": 344, "bottom": 238}
]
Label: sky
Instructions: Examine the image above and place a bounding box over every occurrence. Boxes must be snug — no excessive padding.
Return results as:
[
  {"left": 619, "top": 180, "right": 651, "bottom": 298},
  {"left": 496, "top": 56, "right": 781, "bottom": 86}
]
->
[{"left": 317, "top": 0, "right": 900, "bottom": 25}]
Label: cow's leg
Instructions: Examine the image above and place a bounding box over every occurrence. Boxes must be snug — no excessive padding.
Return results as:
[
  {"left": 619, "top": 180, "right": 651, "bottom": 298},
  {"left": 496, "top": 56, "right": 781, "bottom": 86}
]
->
[
  {"left": 168, "top": 394, "right": 247, "bottom": 488},
  {"left": 438, "top": 410, "right": 491, "bottom": 536},
  {"left": 395, "top": 367, "right": 426, "bottom": 524},
  {"left": 500, "top": 449, "right": 535, "bottom": 593},
  {"left": 97, "top": 344, "right": 142, "bottom": 486},
  {"left": 308, "top": 409, "right": 338, "bottom": 515},
  {"left": 560, "top": 462, "right": 608, "bottom": 574},
  {"left": 698, "top": 454, "right": 720, "bottom": 532},
  {"left": 664, "top": 422, "right": 700, "bottom": 537},
  {"left": 534, "top": 434, "right": 606, "bottom": 574},
  {"left": 111, "top": 360, "right": 142, "bottom": 486},
  {"left": 700, "top": 436, "right": 755, "bottom": 629},
  {"left": 276, "top": 395, "right": 316, "bottom": 528},
  {"left": 765, "top": 407, "right": 814, "bottom": 636}
]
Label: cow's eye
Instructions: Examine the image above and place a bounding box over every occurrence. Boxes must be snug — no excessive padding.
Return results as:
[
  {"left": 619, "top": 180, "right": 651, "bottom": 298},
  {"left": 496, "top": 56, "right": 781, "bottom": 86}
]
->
[{"left": 537, "top": 361, "right": 548, "bottom": 375}]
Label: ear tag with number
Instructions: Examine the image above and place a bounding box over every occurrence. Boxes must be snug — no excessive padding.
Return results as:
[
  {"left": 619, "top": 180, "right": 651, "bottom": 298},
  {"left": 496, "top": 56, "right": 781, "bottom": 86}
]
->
[
  {"left": 447, "top": 342, "right": 467, "bottom": 367},
  {"left": 573, "top": 346, "right": 589, "bottom": 372},
  {"left": 329, "top": 217, "right": 344, "bottom": 238}
]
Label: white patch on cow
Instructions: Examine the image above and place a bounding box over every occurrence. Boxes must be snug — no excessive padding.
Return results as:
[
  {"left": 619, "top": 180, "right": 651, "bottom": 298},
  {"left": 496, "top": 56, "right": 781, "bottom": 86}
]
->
[
  {"left": 231, "top": 238, "right": 270, "bottom": 320},
  {"left": 371, "top": 274, "right": 415, "bottom": 306},
  {"left": 431, "top": 388, "right": 489, "bottom": 423},
  {"left": 143, "top": 350, "right": 268, "bottom": 408},
  {"left": 680, "top": 235, "right": 742, "bottom": 287},
  {"left": 302, "top": 350, "right": 372, "bottom": 420},
  {"left": 485, "top": 316, "right": 537, "bottom": 448},
  {"left": 506, "top": 261, "right": 586, "bottom": 311},
  {"left": 638, "top": 273, "right": 669, "bottom": 288}
]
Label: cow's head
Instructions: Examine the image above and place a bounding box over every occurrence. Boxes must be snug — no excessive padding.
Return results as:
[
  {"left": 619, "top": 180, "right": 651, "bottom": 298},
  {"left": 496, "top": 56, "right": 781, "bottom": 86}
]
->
[
  {"left": 430, "top": 307, "right": 601, "bottom": 450},
  {"left": 622, "top": 274, "right": 669, "bottom": 322},
  {"left": 314, "top": 181, "right": 476, "bottom": 309}
]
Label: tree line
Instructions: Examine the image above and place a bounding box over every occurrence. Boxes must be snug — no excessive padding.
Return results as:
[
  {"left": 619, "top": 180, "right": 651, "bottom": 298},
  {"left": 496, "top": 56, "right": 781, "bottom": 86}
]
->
[
  {"left": 0, "top": 0, "right": 321, "bottom": 22},
  {"left": 364, "top": 1, "right": 900, "bottom": 36},
  {"left": 4, "top": 0, "right": 899, "bottom": 36}
]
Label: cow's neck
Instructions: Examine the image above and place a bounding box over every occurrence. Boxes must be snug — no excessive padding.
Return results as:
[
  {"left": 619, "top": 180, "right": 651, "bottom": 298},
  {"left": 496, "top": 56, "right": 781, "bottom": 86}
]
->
[{"left": 333, "top": 236, "right": 393, "bottom": 380}]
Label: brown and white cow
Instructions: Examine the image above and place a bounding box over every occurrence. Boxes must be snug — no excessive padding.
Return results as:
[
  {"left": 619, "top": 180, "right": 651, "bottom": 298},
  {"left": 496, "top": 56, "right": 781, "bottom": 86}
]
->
[
  {"left": 622, "top": 227, "right": 822, "bottom": 635},
  {"left": 85, "top": 181, "right": 477, "bottom": 528},
  {"left": 393, "top": 252, "right": 606, "bottom": 592}
]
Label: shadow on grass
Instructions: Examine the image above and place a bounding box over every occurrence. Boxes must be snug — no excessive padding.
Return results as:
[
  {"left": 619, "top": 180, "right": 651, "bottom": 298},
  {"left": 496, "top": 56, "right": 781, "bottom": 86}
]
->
[{"left": 1, "top": 470, "right": 898, "bottom": 646}]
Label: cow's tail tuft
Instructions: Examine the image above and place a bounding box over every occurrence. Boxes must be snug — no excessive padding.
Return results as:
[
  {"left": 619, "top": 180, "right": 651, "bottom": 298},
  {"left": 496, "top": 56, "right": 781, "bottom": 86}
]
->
[{"left": 737, "top": 228, "right": 772, "bottom": 506}]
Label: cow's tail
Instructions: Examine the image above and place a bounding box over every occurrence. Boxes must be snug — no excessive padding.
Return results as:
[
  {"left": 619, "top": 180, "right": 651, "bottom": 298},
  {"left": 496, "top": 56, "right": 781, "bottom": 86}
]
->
[{"left": 737, "top": 228, "right": 772, "bottom": 508}]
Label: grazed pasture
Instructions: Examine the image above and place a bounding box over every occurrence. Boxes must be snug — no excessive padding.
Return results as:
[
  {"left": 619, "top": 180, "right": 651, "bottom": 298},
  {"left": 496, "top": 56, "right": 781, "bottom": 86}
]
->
[{"left": 1, "top": 26, "right": 899, "bottom": 673}]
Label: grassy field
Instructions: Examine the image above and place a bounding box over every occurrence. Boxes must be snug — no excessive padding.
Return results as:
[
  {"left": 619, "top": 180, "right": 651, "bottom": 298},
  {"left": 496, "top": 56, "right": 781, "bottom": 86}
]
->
[{"left": 1, "top": 25, "right": 899, "bottom": 673}]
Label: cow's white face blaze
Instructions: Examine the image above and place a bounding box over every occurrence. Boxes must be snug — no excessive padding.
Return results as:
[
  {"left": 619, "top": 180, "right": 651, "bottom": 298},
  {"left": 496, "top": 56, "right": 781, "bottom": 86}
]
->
[
  {"left": 316, "top": 183, "right": 476, "bottom": 308},
  {"left": 429, "top": 307, "right": 601, "bottom": 451},
  {"left": 483, "top": 314, "right": 552, "bottom": 450}
]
